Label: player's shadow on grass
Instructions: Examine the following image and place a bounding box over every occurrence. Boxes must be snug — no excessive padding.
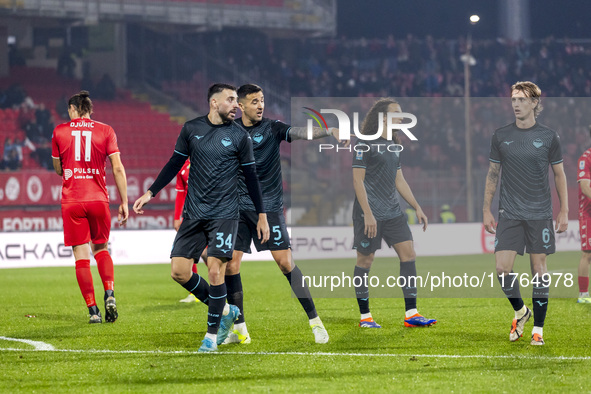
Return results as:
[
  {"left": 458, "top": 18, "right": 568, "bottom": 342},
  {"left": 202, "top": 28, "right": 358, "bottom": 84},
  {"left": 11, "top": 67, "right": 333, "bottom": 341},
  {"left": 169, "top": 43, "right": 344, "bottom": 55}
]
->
[
  {"left": 137, "top": 301, "right": 206, "bottom": 313},
  {"left": 104, "top": 360, "right": 563, "bottom": 387}
]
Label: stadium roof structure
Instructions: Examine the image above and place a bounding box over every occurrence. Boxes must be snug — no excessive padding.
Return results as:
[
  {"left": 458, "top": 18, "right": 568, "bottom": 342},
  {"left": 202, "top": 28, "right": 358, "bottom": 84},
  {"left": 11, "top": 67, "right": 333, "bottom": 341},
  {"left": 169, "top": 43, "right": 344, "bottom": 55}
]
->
[{"left": 0, "top": 0, "right": 336, "bottom": 37}]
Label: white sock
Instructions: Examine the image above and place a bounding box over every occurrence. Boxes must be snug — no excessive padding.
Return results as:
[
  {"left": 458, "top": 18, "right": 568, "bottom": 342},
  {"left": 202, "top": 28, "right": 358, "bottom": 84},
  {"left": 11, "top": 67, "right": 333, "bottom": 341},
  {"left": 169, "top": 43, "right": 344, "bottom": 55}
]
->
[
  {"left": 309, "top": 316, "right": 322, "bottom": 327},
  {"left": 580, "top": 292, "right": 590, "bottom": 298},
  {"left": 515, "top": 305, "right": 527, "bottom": 319},
  {"left": 234, "top": 322, "right": 248, "bottom": 334},
  {"left": 532, "top": 326, "right": 543, "bottom": 337},
  {"left": 205, "top": 332, "right": 217, "bottom": 342},
  {"left": 405, "top": 308, "right": 418, "bottom": 318},
  {"left": 360, "top": 312, "right": 373, "bottom": 320},
  {"left": 222, "top": 303, "right": 230, "bottom": 316}
]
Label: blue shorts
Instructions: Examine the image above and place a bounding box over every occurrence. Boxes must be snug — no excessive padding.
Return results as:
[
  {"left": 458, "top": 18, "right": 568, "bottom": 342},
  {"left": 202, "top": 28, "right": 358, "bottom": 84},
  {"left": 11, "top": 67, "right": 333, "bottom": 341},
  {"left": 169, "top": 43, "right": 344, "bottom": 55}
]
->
[
  {"left": 235, "top": 211, "right": 291, "bottom": 253},
  {"left": 171, "top": 219, "right": 238, "bottom": 260}
]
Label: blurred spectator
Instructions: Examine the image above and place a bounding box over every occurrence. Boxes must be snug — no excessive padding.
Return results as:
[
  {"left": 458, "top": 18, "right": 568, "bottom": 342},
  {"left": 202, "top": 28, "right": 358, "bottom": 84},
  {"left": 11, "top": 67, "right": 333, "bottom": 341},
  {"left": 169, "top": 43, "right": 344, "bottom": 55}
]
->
[
  {"left": 13, "top": 136, "right": 24, "bottom": 165},
  {"left": 8, "top": 44, "right": 26, "bottom": 67},
  {"left": 439, "top": 204, "right": 456, "bottom": 223},
  {"left": 57, "top": 48, "right": 76, "bottom": 78},
  {"left": 80, "top": 62, "right": 94, "bottom": 93},
  {"left": 0, "top": 137, "right": 21, "bottom": 170},
  {"left": 2, "top": 84, "right": 26, "bottom": 109},
  {"left": 30, "top": 141, "right": 52, "bottom": 170},
  {"left": 17, "top": 102, "right": 36, "bottom": 128},
  {"left": 35, "top": 103, "right": 54, "bottom": 139},
  {"left": 95, "top": 73, "right": 116, "bottom": 100},
  {"left": 24, "top": 119, "right": 42, "bottom": 144},
  {"left": 55, "top": 95, "right": 69, "bottom": 120},
  {"left": 405, "top": 207, "right": 418, "bottom": 224}
]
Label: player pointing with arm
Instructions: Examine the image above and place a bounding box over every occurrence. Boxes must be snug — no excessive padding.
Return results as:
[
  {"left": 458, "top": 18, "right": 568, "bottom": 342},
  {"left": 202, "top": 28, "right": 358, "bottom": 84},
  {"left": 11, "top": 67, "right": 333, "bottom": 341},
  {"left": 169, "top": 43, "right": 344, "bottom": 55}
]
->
[
  {"left": 133, "top": 84, "right": 269, "bottom": 352},
  {"left": 483, "top": 81, "right": 568, "bottom": 346},
  {"left": 51, "top": 90, "right": 128, "bottom": 324},
  {"left": 220, "top": 84, "right": 340, "bottom": 345}
]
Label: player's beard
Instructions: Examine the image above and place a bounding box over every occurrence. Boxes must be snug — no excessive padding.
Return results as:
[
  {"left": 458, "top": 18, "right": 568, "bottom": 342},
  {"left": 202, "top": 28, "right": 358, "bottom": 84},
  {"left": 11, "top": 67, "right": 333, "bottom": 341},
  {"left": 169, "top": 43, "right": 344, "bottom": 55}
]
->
[{"left": 219, "top": 109, "right": 236, "bottom": 123}]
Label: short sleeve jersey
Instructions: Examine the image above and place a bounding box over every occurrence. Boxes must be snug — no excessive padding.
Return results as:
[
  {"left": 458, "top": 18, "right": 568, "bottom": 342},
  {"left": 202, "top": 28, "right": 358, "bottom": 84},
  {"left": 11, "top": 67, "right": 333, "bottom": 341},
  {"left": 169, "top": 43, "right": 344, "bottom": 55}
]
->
[
  {"left": 235, "top": 117, "right": 291, "bottom": 213},
  {"left": 51, "top": 118, "right": 119, "bottom": 203},
  {"left": 174, "top": 115, "right": 255, "bottom": 220},
  {"left": 489, "top": 122, "right": 563, "bottom": 220},
  {"left": 577, "top": 148, "right": 591, "bottom": 217},
  {"left": 352, "top": 138, "right": 403, "bottom": 221},
  {"left": 174, "top": 160, "right": 190, "bottom": 220}
]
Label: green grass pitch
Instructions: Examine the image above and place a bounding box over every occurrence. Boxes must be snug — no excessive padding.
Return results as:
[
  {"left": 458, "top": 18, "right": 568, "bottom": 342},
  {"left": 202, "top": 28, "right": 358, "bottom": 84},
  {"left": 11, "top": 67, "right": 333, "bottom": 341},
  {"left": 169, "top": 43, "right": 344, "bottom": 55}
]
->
[{"left": 1, "top": 251, "right": 590, "bottom": 392}]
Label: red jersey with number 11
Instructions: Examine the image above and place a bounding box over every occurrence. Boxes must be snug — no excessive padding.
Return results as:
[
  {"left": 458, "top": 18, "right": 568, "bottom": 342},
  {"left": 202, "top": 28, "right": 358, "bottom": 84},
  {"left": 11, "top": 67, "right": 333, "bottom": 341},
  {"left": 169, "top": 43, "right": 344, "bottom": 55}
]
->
[{"left": 51, "top": 118, "right": 120, "bottom": 203}]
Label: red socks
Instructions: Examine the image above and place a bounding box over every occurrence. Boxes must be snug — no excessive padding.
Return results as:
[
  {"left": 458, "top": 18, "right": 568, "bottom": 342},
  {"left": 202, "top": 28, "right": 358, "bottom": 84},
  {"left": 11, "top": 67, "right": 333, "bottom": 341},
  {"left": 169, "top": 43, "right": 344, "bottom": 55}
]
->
[
  {"left": 75, "top": 259, "right": 96, "bottom": 307},
  {"left": 94, "top": 250, "right": 115, "bottom": 292},
  {"left": 75, "top": 251, "right": 115, "bottom": 308},
  {"left": 579, "top": 276, "right": 589, "bottom": 293}
]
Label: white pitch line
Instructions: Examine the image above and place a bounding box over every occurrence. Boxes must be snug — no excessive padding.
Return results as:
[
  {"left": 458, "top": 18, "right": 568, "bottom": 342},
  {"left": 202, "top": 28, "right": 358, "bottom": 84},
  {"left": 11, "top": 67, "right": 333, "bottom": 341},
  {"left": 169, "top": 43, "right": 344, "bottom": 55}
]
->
[
  {"left": 0, "top": 336, "right": 55, "bottom": 351},
  {"left": 0, "top": 346, "right": 590, "bottom": 361}
]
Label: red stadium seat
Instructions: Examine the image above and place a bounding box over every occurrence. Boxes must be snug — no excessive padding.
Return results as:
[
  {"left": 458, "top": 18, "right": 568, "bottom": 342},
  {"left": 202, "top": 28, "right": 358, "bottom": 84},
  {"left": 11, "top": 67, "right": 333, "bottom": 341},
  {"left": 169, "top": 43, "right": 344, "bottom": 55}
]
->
[{"left": 1, "top": 66, "right": 183, "bottom": 171}]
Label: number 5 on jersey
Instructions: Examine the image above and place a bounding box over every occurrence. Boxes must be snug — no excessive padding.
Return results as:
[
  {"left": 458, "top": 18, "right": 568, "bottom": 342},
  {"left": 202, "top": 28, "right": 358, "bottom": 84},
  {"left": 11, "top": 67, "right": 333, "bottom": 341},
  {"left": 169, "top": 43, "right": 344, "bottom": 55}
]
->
[
  {"left": 71, "top": 130, "right": 92, "bottom": 161},
  {"left": 272, "top": 225, "right": 282, "bottom": 241}
]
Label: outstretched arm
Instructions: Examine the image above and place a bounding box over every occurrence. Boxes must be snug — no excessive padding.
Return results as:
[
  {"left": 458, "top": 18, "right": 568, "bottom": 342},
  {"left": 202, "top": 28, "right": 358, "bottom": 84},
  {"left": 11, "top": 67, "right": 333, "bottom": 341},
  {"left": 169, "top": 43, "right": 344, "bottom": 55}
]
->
[
  {"left": 395, "top": 169, "right": 427, "bottom": 231},
  {"left": 483, "top": 162, "right": 500, "bottom": 234},
  {"left": 289, "top": 126, "right": 331, "bottom": 140},
  {"left": 133, "top": 151, "right": 186, "bottom": 214},
  {"left": 289, "top": 126, "right": 348, "bottom": 145}
]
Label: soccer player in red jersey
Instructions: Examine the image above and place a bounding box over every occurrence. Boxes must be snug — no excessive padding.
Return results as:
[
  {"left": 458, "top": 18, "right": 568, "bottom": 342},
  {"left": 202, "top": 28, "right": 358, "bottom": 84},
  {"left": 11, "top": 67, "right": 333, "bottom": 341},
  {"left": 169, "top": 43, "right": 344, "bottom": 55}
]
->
[
  {"left": 173, "top": 159, "right": 191, "bottom": 232},
  {"left": 51, "top": 90, "right": 128, "bottom": 324},
  {"left": 576, "top": 126, "right": 591, "bottom": 304},
  {"left": 174, "top": 159, "right": 207, "bottom": 303}
]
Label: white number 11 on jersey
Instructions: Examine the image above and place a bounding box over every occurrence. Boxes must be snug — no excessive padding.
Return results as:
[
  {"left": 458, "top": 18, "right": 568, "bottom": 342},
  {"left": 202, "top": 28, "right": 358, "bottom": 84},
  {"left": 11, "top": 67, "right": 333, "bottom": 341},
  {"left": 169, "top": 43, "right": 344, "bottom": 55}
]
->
[{"left": 71, "top": 130, "right": 92, "bottom": 161}]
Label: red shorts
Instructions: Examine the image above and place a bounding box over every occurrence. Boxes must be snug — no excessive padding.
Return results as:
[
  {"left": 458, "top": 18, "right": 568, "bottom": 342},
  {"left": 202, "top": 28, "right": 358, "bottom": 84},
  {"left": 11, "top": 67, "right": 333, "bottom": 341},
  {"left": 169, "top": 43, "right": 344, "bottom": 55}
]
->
[
  {"left": 580, "top": 216, "right": 591, "bottom": 251},
  {"left": 61, "top": 201, "right": 111, "bottom": 247}
]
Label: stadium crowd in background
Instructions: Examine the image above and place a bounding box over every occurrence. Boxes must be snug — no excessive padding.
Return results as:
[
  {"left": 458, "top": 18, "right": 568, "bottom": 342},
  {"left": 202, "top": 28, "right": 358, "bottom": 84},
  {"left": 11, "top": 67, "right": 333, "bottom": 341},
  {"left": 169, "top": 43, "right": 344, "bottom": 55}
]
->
[
  {"left": 133, "top": 32, "right": 591, "bottom": 174},
  {"left": 144, "top": 32, "right": 591, "bottom": 100},
  {"left": 0, "top": 83, "right": 28, "bottom": 109},
  {"left": 0, "top": 136, "right": 22, "bottom": 170},
  {"left": 4, "top": 35, "right": 591, "bottom": 176}
]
